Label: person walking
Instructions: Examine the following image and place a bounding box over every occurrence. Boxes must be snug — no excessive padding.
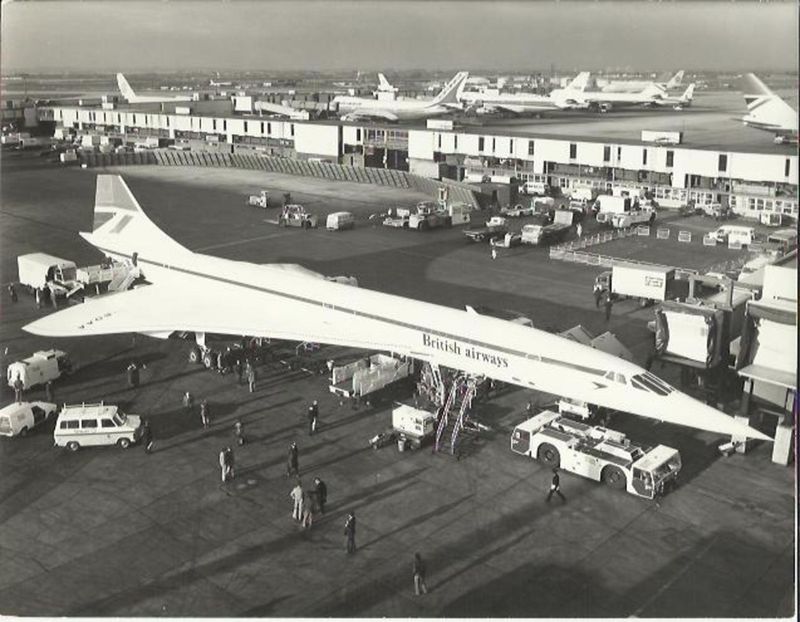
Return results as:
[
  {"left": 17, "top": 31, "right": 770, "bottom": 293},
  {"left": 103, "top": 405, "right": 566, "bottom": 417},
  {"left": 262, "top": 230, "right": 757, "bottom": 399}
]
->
[
  {"left": 603, "top": 294, "right": 613, "bottom": 322},
  {"left": 287, "top": 441, "right": 299, "bottom": 477},
  {"left": 307, "top": 400, "right": 319, "bottom": 436},
  {"left": 234, "top": 358, "right": 243, "bottom": 386},
  {"left": 247, "top": 365, "right": 257, "bottom": 393},
  {"left": 226, "top": 446, "right": 236, "bottom": 480},
  {"left": 35, "top": 288, "right": 42, "bottom": 309},
  {"left": 44, "top": 380, "right": 54, "bottom": 403},
  {"left": 219, "top": 448, "right": 228, "bottom": 483},
  {"left": 234, "top": 419, "right": 245, "bottom": 446},
  {"left": 344, "top": 511, "right": 357, "bottom": 554},
  {"left": 413, "top": 553, "right": 429, "bottom": 596},
  {"left": 290, "top": 480, "right": 304, "bottom": 521},
  {"left": 314, "top": 477, "right": 327, "bottom": 515},
  {"left": 183, "top": 391, "right": 194, "bottom": 416},
  {"left": 127, "top": 362, "right": 140, "bottom": 388},
  {"left": 576, "top": 222, "right": 583, "bottom": 238},
  {"left": 7, "top": 284, "right": 17, "bottom": 303},
  {"left": 13, "top": 374, "right": 23, "bottom": 404},
  {"left": 546, "top": 468, "right": 566, "bottom": 503},
  {"left": 593, "top": 283, "right": 604, "bottom": 308},
  {"left": 142, "top": 420, "right": 154, "bottom": 454},
  {"left": 491, "top": 247, "right": 498, "bottom": 260},
  {"left": 200, "top": 399, "right": 210, "bottom": 428}
]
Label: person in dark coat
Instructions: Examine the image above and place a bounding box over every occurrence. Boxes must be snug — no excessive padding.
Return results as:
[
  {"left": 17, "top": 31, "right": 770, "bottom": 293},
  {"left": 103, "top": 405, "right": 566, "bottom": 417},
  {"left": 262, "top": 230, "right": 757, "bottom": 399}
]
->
[
  {"left": 603, "top": 294, "right": 613, "bottom": 322},
  {"left": 593, "top": 283, "right": 604, "bottom": 308},
  {"left": 13, "top": 374, "right": 24, "bottom": 404},
  {"left": 200, "top": 399, "right": 210, "bottom": 428},
  {"left": 7, "top": 284, "right": 17, "bottom": 303},
  {"left": 287, "top": 441, "right": 299, "bottom": 477},
  {"left": 248, "top": 366, "right": 257, "bottom": 393},
  {"left": 546, "top": 468, "right": 566, "bottom": 503},
  {"left": 307, "top": 400, "right": 319, "bottom": 435},
  {"left": 142, "top": 420, "right": 154, "bottom": 454},
  {"left": 44, "top": 380, "right": 54, "bottom": 403},
  {"left": 127, "top": 362, "right": 140, "bottom": 388},
  {"left": 183, "top": 391, "right": 194, "bottom": 415},
  {"left": 413, "top": 552, "right": 429, "bottom": 595},
  {"left": 314, "top": 477, "right": 327, "bottom": 514},
  {"left": 344, "top": 511, "right": 356, "bottom": 554}
]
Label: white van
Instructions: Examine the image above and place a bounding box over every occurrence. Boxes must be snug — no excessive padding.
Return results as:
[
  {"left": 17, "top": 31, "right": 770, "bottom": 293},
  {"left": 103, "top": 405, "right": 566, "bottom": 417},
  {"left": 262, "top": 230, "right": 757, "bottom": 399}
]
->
[
  {"left": 712, "top": 225, "right": 755, "bottom": 245},
  {"left": 326, "top": 211, "right": 355, "bottom": 231},
  {"left": 523, "top": 181, "right": 549, "bottom": 196},
  {"left": 6, "top": 350, "right": 72, "bottom": 390},
  {"left": 54, "top": 403, "right": 143, "bottom": 451},
  {"left": 569, "top": 187, "right": 596, "bottom": 203},
  {"left": 0, "top": 401, "right": 58, "bottom": 437}
]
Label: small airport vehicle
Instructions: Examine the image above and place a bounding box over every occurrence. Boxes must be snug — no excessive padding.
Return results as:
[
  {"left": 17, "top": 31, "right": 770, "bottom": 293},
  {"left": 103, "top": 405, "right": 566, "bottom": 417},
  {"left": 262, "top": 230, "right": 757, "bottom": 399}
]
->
[
  {"left": 6, "top": 350, "right": 72, "bottom": 390},
  {"left": 490, "top": 232, "right": 523, "bottom": 248},
  {"left": 532, "top": 196, "right": 555, "bottom": 211},
  {"left": 391, "top": 404, "right": 437, "bottom": 450},
  {"left": 611, "top": 205, "right": 656, "bottom": 229},
  {"left": 17, "top": 253, "right": 81, "bottom": 298},
  {"left": 0, "top": 401, "right": 58, "bottom": 437},
  {"left": 699, "top": 202, "right": 730, "bottom": 220},
  {"left": 382, "top": 207, "right": 411, "bottom": 228},
  {"left": 279, "top": 204, "right": 318, "bottom": 229},
  {"left": 326, "top": 211, "right": 356, "bottom": 231},
  {"left": 711, "top": 225, "right": 755, "bottom": 246},
  {"left": 500, "top": 204, "right": 535, "bottom": 218},
  {"left": 641, "top": 130, "right": 682, "bottom": 145},
  {"left": 594, "top": 196, "right": 634, "bottom": 224},
  {"left": 521, "top": 222, "right": 571, "bottom": 246},
  {"left": 408, "top": 202, "right": 452, "bottom": 230},
  {"left": 567, "top": 187, "right": 596, "bottom": 203},
  {"left": 766, "top": 228, "right": 797, "bottom": 252},
  {"left": 463, "top": 216, "right": 508, "bottom": 242},
  {"left": 247, "top": 190, "right": 270, "bottom": 208},
  {"left": 511, "top": 410, "right": 682, "bottom": 499},
  {"left": 54, "top": 402, "right": 143, "bottom": 451},
  {"left": 522, "top": 181, "right": 549, "bottom": 196}
]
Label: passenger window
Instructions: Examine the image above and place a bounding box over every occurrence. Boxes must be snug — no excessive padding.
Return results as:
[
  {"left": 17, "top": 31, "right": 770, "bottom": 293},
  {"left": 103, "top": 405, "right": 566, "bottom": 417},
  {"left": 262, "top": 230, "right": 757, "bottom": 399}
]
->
[
  {"left": 81, "top": 419, "right": 98, "bottom": 428},
  {"left": 60, "top": 421, "right": 68, "bottom": 429},
  {"left": 101, "top": 419, "right": 116, "bottom": 428},
  {"left": 66, "top": 420, "right": 79, "bottom": 429},
  {"left": 615, "top": 373, "right": 626, "bottom": 384}
]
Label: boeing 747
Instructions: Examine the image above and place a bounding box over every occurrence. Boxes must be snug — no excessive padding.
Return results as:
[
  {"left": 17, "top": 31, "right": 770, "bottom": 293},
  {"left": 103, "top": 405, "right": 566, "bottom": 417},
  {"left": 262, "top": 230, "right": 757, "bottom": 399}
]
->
[
  {"left": 740, "top": 73, "right": 798, "bottom": 144},
  {"left": 23, "top": 176, "right": 769, "bottom": 442}
]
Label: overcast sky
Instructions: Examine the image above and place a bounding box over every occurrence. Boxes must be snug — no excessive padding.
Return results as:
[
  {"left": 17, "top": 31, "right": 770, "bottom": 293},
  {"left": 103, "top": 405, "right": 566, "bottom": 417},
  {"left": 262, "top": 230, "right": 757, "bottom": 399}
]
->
[{"left": 2, "top": 1, "right": 798, "bottom": 73}]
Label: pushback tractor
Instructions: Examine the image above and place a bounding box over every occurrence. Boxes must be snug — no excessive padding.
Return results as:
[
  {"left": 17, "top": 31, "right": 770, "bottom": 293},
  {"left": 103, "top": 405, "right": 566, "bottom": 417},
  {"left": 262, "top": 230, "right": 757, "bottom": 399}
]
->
[{"left": 511, "top": 410, "right": 682, "bottom": 499}]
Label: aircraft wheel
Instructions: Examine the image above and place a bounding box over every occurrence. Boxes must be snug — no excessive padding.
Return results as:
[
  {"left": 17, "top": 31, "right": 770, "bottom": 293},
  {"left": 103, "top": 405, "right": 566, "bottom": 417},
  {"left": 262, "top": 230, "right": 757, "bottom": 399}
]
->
[
  {"left": 538, "top": 443, "right": 560, "bottom": 467},
  {"left": 602, "top": 465, "right": 626, "bottom": 489},
  {"left": 117, "top": 438, "right": 131, "bottom": 449},
  {"left": 188, "top": 347, "right": 202, "bottom": 364},
  {"left": 202, "top": 351, "right": 216, "bottom": 369},
  {"left": 67, "top": 441, "right": 80, "bottom": 452}
]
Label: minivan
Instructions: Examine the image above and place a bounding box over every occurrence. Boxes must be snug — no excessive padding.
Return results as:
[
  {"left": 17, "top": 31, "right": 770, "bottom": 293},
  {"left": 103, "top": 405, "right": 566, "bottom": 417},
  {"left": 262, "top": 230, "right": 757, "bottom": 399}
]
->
[
  {"left": 54, "top": 402, "right": 143, "bottom": 451},
  {"left": 712, "top": 225, "right": 755, "bottom": 246},
  {"left": 523, "top": 181, "right": 549, "bottom": 196},
  {"left": 0, "top": 401, "right": 58, "bottom": 437},
  {"left": 326, "top": 211, "right": 355, "bottom": 231}
]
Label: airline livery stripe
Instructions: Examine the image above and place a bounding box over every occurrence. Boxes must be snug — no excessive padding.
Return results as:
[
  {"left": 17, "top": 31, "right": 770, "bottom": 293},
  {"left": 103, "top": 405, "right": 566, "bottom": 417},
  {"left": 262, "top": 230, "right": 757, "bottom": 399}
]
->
[{"left": 98, "top": 247, "right": 607, "bottom": 379}]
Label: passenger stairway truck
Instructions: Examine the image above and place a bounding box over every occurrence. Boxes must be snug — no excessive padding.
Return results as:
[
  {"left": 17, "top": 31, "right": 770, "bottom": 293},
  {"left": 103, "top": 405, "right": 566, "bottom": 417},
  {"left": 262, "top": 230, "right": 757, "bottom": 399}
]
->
[
  {"left": 463, "top": 216, "right": 508, "bottom": 242},
  {"left": 511, "top": 410, "right": 682, "bottom": 499},
  {"left": 595, "top": 263, "right": 689, "bottom": 307},
  {"left": 329, "top": 354, "right": 413, "bottom": 400},
  {"left": 434, "top": 374, "right": 478, "bottom": 456}
]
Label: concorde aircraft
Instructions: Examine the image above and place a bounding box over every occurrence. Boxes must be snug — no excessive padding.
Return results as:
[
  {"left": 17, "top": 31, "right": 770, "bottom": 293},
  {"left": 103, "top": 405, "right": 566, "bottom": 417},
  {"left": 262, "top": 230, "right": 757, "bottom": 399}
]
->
[
  {"left": 116, "top": 73, "right": 195, "bottom": 104},
  {"left": 23, "top": 176, "right": 770, "bottom": 442}
]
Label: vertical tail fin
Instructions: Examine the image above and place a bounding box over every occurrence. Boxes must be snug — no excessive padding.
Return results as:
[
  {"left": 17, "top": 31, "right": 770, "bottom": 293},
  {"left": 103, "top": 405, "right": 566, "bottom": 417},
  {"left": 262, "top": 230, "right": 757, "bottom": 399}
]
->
[
  {"left": 565, "top": 72, "right": 590, "bottom": 92},
  {"left": 116, "top": 73, "right": 137, "bottom": 102},
  {"left": 682, "top": 84, "right": 695, "bottom": 102},
  {"left": 665, "top": 70, "right": 684, "bottom": 89},
  {"left": 377, "top": 73, "right": 394, "bottom": 91},
  {"left": 431, "top": 71, "right": 469, "bottom": 105},
  {"left": 741, "top": 73, "right": 774, "bottom": 108}
]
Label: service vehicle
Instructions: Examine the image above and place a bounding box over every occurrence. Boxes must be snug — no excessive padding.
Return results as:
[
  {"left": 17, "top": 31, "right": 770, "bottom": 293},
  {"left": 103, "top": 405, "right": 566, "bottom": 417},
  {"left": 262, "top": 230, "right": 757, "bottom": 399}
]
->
[
  {"left": 611, "top": 205, "right": 656, "bottom": 229},
  {"left": 391, "top": 404, "right": 437, "bottom": 450},
  {"left": 0, "top": 401, "right": 58, "bottom": 437},
  {"left": 511, "top": 410, "right": 682, "bottom": 499},
  {"left": 278, "top": 204, "right": 318, "bottom": 229},
  {"left": 500, "top": 204, "right": 535, "bottom": 218},
  {"left": 447, "top": 202, "right": 472, "bottom": 226},
  {"left": 408, "top": 202, "right": 452, "bottom": 230},
  {"left": 463, "top": 216, "right": 508, "bottom": 242},
  {"left": 699, "top": 202, "right": 729, "bottom": 220},
  {"left": 532, "top": 196, "right": 555, "bottom": 211},
  {"left": 758, "top": 212, "right": 782, "bottom": 227},
  {"left": 641, "top": 130, "right": 682, "bottom": 145},
  {"left": 490, "top": 232, "right": 523, "bottom": 248},
  {"left": 326, "top": 211, "right": 356, "bottom": 231},
  {"left": 594, "top": 196, "right": 634, "bottom": 224},
  {"left": 329, "top": 354, "right": 412, "bottom": 399},
  {"left": 75, "top": 261, "right": 132, "bottom": 293},
  {"left": 520, "top": 222, "right": 571, "bottom": 246},
  {"left": 567, "top": 187, "right": 597, "bottom": 203},
  {"left": 54, "top": 402, "right": 143, "bottom": 451},
  {"left": 766, "top": 228, "right": 797, "bottom": 252},
  {"left": 247, "top": 190, "right": 270, "bottom": 208},
  {"left": 595, "top": 263, "right": 687, "bottom": 307},
  {"left": 711, "top": 224, "right": 755, "bottom": 246},
  {"left": 382, "top": 207, "right": 411, "bottom": 228},
  {"left": 6, "top": 349, "right": 72, "bottom": 390},
  {"left": 59, "top": 149, "right": 78, "bottom": 164},
  {"left": 17, "top": 253, "right": 81, "bottom": 297},
  {"left": 522, "top": 181, "right": 549, "bottom": 196}
]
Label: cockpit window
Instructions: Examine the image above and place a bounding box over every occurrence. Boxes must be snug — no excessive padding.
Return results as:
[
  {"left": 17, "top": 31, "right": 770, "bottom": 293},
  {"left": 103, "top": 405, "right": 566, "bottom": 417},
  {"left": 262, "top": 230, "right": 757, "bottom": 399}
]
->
[
  {"left": 604, "top": 371, "right": 627, "bottom": 384},
  {"left": 631, "top": 372, "right": 674, "bottom": 396}
]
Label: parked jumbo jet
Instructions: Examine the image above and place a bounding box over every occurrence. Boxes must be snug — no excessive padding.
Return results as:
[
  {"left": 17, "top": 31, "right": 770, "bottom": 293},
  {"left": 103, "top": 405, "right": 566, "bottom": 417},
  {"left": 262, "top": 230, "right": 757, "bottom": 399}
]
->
[
  {"left": 24, "top": 175, "right": 770, "bottom": 442},
  {"left": 595, "top": 70, "right": 685, "bottom": 94},
  {"left": 550, "top": 73, "right": 685, "bottom": 112},
  {"left": 460, "top": 73, "right": 591, "bottom": 115},
  {"left": 648, "top": 84, "right": 695, "bottom": 110},
  {"left": 116, "top": 73, "right": 194, "bottom": 104},
  {"left": 332, "top": 71, "right": 469, "bottom": 121},
  {"left": 740, "top": 73, "right": 798, "bottom": 144}
]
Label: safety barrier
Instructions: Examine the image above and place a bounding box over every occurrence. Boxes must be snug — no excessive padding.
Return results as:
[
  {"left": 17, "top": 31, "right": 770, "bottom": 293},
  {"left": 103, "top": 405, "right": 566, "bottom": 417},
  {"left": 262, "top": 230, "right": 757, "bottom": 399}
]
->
[
  {"left": 656, "top": 228, "right": 670, "bottom": 240},
  {"left": 636, "top": 226, "right": 651, "bottom": 236},
  {"left": 728, "top": 239, "right": 743, "bottom": 250},
  {"left": 703, "top": 234, "right": 717, "bottom": 246},
  {"left": 678, "top": 231, "right": 692, "bottom": 243}
]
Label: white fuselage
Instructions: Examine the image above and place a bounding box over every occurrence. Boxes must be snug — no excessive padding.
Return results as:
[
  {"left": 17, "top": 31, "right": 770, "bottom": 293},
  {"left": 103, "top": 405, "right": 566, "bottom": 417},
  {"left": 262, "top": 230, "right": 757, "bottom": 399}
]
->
[
  {"left": 460, "top": 89, "right": 562, "bottom": 112},
  {"left": 332, "top": 96, "right": 453, "bottom": 120}
]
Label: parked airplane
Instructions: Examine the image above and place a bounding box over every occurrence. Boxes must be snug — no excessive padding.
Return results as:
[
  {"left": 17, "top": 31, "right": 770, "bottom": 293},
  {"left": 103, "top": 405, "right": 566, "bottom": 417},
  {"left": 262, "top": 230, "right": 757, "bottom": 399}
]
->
[
  {"left": 550, "top": 75, "right": 674, "bottom": 112},
  {"left": 648, "top": 84, "right": 695, "bottom": 110},
  {"left": 377, "top": 73, "right": 398, "bottom": 95},
  {"left": 332, "top": 71, "right": 469, "bottom": 121},
  {"left": 595, "top": 70, "right": 685, "bottom": 93},
  {"left": 461, "top": 73, "right": 591, "bottom": 114},
  {"left": 740, "top": 73, "right": 798, "bottom": 144},
  {"left": 23, "top": 175, "right": 770, "bottom": 442},
  {"left": 116, "top": 73, "right": 194, "bottom": 104}
]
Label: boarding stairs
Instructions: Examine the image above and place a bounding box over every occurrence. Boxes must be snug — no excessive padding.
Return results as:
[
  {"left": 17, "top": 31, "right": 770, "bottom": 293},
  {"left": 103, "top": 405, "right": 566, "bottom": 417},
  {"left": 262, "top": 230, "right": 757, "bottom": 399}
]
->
[
  {"left": 107, "top": 265, "right": 141, "bottom": 293},
  {"left": 417, "top": 362, "right": 446, "bottom": 407},
  {"left": 434, "top": 375, "right": 478, "bottom": 457}
]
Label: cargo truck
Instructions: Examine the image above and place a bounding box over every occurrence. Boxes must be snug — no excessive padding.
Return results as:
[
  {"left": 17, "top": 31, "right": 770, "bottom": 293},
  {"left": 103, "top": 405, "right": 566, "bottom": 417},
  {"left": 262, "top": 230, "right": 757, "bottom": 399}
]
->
[
  {"left": 611, "top": 205, "right": 656, "bottom": 229},
  {"left": 511, "top": 410, "right": 682, "bottom": 499},
  {"left": 595, "top": 263, "right": 687, "bottom": 307},
  {"left": 17, "top": 253, "right": 81, "bottom": 298},
  {"left": 6, "top": 349, "right": 72, "bottom": 390},
  {"left": 594, "top": 195, "right": 633, "bottom": 224}
]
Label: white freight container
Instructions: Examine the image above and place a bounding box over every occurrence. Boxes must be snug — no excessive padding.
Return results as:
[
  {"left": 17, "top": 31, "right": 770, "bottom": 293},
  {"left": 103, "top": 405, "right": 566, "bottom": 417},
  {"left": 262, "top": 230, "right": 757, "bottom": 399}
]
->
[{"left": 611, "top": 263, "right": 676, "bottom": 304}]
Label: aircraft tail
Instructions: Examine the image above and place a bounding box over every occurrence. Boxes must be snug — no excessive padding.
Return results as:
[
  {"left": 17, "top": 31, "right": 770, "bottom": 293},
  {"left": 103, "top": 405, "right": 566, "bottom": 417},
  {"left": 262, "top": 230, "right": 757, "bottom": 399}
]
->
[
  {"left": 682, "top": 83, "right": 695, "bottom": 102},
  {"left": 431, "top": 71, "right": 469, "bottom": 106},
  {"left": 378, "top": 73, "right": 394, "bottom": 90},
  {"left": 116, "top": 73, "right": 137, "bottom": 102},
  {"left": 81, "top": 175, "right": 190, "bottom": 263},
  {"left": 741, "top": 73, "right": 774, "bottom": 108},
  {"left": 665, "top": 70, "right": 684, "bottom": 89},
  {"left": 565, "top": 72, "right": 590, "bottom": 92}
]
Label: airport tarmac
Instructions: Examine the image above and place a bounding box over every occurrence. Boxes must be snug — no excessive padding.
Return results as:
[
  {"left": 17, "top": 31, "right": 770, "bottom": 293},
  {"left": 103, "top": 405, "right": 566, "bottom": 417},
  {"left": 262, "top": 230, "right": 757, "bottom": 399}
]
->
[{"left": 0, "top": 156, "right": 795, "bottom": 617}]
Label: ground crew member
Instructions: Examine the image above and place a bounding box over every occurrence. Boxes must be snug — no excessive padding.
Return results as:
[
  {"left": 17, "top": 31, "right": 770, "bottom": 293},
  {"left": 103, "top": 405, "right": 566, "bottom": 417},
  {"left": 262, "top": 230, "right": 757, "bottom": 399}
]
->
[
  {"left": 200, "top": 399, "right": 210, "bottom": 428},
  {"left": 576, "top": 222, "right": 583, "bottom": 238},
  {"left": 234, "top": 359, "right": 243, "bottom": 385},
  {"left": 593, "top": 283, "right": 604, "bottom": 308},
  {"left": 287, "top": 441, "right": 299, "bottom": 477},
  {"left": 7, "top": 284, "right": 17, "bottom": 303},
  {"left": 127, "top": 362, "right": 140, "bottom": 388},
  {"left": 219, "top": 448, "right": 228, "bottom": 482},
  {"left": 13, "top": 374, "right": 24, "bottom": 404},
  {"left": 226, "top": 446, "right": 235, "bottom": 480},
  {"left": 301, "top": 502, "right": 313, "bottom": 529},
  {"left": 35, "top": 288, "right": 42, "bottom": 309},
  {"left": 413, "top": 552, "right": 429, "bottom": 595},
  {"left": 216, "top": 351, "right": 226, "bottom": 375},
  {"left": 248, "top": 366, "right": 257, "bottom": 393},
  {"left": 344, "top": 511, "right": 356, "bottom": 554},
  {"left": 546, "top": 468, "right": 566, "bottom": 503},
  {"left": 314, "top": 477, "right": 327, "bottom": 514},
  {"left": 142, "top": 420, "right": 154, "bottom": 454},
  {"left": 290, "top": 480, "right": 304, "bottom": 521},
  {"left": 308, "top": 400, "right": 319, "bottom": 435},
  {"left": 45, "top": 380, "right": 54, "bottom": 403},
  {"left": 234, "top": 419, "right": 245, "bottom": 445},
  {"left": 604, "top": 294, "right": 613, "bottom": 322},
  {"left": 183, "top": 391, "right": 194, "bottom": 416},
  {"left": 491, "top": 247, "right": 498, "bottom": 260}
]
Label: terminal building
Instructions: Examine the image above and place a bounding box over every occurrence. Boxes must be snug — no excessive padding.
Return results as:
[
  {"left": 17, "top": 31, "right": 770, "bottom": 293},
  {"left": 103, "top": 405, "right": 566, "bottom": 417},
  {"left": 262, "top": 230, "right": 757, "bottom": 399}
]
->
[{"left": 36, "top": 99, "right": 799, "bottom": 221}]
